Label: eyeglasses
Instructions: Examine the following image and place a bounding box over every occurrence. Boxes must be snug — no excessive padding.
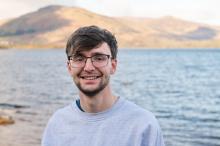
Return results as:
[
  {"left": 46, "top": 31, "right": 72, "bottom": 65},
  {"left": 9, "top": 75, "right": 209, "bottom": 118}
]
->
[{"left": 69, "top": 54, "right": 112, "bottom": 68}]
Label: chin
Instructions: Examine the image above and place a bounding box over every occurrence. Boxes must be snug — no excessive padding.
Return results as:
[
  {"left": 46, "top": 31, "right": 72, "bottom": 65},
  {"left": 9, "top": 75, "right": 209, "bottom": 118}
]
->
[
  {"left": 78, "top": 84, "right": 107, "bottom": 97},
  {"left": 80, "top": 89, "right": 102, "bottom": 97}
]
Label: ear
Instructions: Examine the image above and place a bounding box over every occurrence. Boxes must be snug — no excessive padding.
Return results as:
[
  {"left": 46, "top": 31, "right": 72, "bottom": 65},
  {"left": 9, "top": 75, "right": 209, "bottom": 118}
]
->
[
  {"left": 110, "top": 59, "right": 117, "bottom": 74},
  {"left": 67, "top": 61, "right": 72, "bottom": 74}
]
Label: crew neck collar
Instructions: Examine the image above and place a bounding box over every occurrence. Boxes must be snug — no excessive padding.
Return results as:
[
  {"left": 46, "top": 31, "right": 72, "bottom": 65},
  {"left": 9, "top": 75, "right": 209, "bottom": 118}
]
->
[{"left": 71, "top": 96, "right": 125, "bottom": 122}]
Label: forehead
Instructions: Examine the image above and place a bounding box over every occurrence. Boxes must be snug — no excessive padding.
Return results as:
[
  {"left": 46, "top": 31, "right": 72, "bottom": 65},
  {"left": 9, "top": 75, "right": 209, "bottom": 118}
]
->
[{"left": 79, "top": 42, "right": 111, "bottom": 56}]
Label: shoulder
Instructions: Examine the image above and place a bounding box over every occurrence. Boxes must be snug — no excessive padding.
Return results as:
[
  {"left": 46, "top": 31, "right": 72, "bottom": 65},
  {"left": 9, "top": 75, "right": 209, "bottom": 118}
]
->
[
  {"left": 123, "top": 99, "right": 155, "bottom": 118},
  {"left": 47, "top": 103, "right": 73, "bottom": 126},
  {"left": 117, "top": 99, "right": 163, "bottom": 139},
  {"left": 54, "top": 104, "right": 73, "bottom": 117},
  {"left": 121, "top": 99, "right": 160, "bottom": 127}
]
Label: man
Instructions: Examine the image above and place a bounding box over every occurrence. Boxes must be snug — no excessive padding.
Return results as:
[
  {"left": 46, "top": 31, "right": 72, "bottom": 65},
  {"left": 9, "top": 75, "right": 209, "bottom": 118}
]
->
[{"left": 42, "top": 25, "right": 165, "bottom": 146}]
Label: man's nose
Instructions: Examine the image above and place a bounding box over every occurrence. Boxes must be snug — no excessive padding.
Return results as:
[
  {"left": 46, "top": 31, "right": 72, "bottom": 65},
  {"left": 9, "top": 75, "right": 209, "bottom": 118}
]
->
[{"left": 83, "top": 58, "right": 95, "bottom": 71}]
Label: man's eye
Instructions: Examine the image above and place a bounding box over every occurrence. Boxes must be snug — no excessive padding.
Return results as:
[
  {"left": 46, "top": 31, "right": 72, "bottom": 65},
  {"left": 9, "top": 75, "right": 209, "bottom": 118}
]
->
[{"left": 93, "top": 55, "right": 106, "bottom": 61}]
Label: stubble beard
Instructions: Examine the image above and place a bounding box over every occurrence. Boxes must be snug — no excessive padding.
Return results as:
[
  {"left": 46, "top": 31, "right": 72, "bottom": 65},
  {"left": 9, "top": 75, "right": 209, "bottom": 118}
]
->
[{"left": 75, "top": 75, "right": 110, "bottom": 97}]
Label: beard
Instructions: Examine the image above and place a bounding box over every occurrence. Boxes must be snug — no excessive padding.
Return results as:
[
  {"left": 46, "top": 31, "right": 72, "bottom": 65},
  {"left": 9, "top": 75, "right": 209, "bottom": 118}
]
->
[{"left": 75, "top": 75, "right": 110, "bottom": 97}]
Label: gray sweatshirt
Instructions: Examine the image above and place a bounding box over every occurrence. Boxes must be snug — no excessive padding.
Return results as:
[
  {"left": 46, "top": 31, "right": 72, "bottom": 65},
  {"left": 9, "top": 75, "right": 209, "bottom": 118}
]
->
[{"left": 42, "top": 97, "right": 165, "bottom": 146}]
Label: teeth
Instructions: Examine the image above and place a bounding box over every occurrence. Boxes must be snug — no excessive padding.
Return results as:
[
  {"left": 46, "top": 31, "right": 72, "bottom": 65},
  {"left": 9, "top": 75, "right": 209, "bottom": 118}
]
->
[{"left": 82, "top": 76, "right": 99, "bottom": 80}]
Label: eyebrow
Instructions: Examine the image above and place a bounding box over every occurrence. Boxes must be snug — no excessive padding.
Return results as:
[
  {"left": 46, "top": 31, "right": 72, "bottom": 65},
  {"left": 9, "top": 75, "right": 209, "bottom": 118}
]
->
[
  {"left": 76, "top": 52, "right": 107, "bottom": 57},
  {"left": 91, "top": 52, "right": 107, "bottom": 56}
]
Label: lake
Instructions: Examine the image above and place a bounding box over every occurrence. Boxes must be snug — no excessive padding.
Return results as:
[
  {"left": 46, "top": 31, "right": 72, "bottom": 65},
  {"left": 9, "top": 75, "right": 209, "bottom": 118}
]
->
[{"left": 0, "top": 49, "right": 220, "bottom": 146}]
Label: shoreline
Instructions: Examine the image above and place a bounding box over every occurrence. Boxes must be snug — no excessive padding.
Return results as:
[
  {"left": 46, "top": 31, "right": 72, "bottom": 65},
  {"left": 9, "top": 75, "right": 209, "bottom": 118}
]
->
[{"left": 1, "top": 47, "right": 220, "bottom": 50}]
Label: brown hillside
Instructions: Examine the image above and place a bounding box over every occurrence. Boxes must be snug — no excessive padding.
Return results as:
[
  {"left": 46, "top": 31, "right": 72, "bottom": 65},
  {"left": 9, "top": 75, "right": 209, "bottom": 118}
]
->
[{"left": 0, "top": 5, "right": 220, "bottom": 49}]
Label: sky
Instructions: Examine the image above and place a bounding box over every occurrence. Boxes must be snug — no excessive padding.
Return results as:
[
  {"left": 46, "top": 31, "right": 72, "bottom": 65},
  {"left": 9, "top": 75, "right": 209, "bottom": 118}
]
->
[{"left": 0, "top": 0, "right": 220, "bottom": 25}]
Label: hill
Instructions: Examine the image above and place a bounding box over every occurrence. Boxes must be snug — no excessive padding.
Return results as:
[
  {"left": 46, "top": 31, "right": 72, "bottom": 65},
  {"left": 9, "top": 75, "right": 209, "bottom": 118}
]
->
[{"left": 0, "top": 5, "right": 220, "bottom": 49}]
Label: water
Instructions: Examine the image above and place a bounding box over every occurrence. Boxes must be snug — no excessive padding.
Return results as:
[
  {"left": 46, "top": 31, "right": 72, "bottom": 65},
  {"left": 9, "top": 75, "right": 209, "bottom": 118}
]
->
[{"left": 0, "top": 49, "right": 220, "bottom": 146}]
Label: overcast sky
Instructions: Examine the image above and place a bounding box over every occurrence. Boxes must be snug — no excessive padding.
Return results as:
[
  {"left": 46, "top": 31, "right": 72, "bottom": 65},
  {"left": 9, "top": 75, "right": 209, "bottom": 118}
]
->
[{"left": 1, "top": 0, "right": 219, "bottom": 25}]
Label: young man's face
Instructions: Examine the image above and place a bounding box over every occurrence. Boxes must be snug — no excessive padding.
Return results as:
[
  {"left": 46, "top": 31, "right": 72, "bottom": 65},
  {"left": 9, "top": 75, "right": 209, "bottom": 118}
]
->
[{"left": 67, "top": 42, "right": 117, "bottom": 97}]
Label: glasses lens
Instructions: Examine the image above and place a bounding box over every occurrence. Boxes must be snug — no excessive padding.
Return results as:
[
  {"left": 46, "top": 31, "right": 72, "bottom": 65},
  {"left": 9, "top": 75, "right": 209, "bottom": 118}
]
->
[
  {"left": 92, "top": 54, "right": 109, "bottom": 67},
  {"left": 70, "top": 55, "right": 85, "bottom": 68}
]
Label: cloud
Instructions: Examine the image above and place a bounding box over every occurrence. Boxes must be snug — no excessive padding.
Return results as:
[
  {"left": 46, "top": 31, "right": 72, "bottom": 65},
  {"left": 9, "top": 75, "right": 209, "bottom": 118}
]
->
[
  {"left": 0, "top": 0, "right": 76, "bottom": 19},
  {"left": 0, "top": 0, "right": 48, "bottom": 19}
]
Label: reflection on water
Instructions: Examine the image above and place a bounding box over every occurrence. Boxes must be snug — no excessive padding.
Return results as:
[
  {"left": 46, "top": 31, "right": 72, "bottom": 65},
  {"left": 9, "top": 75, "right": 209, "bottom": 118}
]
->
[{"left": 0, "top": 49, "right": 220, "bottom": 146}]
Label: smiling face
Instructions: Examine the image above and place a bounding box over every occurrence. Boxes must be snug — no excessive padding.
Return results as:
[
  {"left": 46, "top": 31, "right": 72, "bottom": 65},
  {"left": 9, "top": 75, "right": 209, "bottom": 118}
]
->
[{"left": 67, "top": 42, "right": 117, "bottom": 97}]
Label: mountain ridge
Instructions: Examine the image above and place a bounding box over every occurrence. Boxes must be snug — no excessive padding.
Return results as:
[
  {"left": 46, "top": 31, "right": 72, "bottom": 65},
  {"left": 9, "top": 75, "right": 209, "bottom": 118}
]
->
[{"left": 0, "top": 5, "right": 220, "bottom": 49}]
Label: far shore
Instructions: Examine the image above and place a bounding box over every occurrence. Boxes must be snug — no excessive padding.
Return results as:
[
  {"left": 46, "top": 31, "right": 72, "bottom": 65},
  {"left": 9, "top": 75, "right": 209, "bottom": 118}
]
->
[
  {"left": 1, "top": 47, "right": 220, "bottom": 50},
  {"left": 1, "top": 42, "right": 220, "bottom": 50}
]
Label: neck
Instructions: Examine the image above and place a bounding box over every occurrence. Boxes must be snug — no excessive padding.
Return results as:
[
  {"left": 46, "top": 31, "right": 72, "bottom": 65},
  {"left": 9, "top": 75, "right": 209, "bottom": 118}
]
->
[{"left": 79, "top": 86, "right": 117, "bottom": 113}]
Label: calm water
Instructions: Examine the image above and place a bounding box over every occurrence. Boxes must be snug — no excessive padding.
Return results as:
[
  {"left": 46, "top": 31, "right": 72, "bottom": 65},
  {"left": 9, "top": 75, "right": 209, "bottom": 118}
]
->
[{"left": 0, "top": 49, "right": 220, "bottom": 146}]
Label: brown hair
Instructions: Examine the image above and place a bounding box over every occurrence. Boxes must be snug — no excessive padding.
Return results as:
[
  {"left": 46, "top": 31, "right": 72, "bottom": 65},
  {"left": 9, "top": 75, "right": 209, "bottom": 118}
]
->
[{"left": 66, "top": 25, "right": 118, "bottom": 59}]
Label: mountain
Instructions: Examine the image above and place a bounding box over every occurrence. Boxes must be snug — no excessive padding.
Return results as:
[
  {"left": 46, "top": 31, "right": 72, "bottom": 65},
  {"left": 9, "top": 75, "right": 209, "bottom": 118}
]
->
[{"left": 0, "top": 5, "right": 220, "bottom": 49}]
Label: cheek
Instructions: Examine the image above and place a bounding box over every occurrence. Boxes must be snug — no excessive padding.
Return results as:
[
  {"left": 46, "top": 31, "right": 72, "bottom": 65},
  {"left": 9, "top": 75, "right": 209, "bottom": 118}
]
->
[
  {"left": 69, "top": 67, "right": 81, "bottom": 77},
  {"left": 105, "top": 68, "right": 113, "bottom": 75}
]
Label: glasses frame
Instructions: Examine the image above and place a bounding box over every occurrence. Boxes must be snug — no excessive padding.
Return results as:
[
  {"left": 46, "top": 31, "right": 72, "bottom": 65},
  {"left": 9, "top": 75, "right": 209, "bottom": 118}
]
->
[{"left": 68, "top": 54, "right": 112, "bottom": 68}]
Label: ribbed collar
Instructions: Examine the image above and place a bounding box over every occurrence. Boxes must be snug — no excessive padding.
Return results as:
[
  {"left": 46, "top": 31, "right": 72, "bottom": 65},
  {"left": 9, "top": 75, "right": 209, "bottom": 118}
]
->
[{"left": 71, "top": 97, "right": 125, "bottom": 122}]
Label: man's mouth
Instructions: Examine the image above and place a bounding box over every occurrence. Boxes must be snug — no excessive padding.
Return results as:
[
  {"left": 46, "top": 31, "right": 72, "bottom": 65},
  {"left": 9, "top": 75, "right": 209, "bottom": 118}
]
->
[{"left": 80, "top": 75, "right": 102, "bottom": 80}]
